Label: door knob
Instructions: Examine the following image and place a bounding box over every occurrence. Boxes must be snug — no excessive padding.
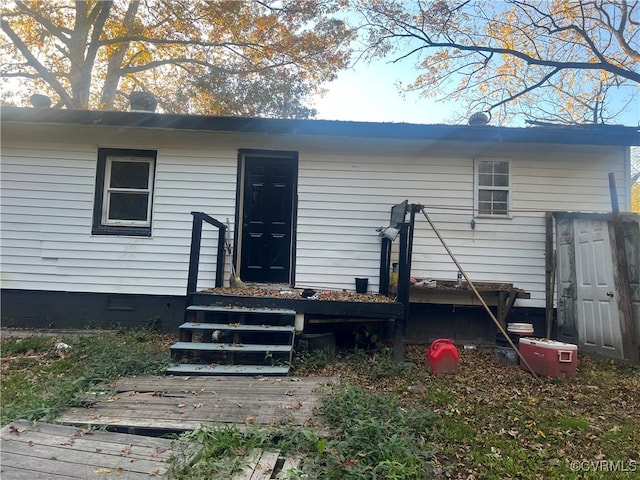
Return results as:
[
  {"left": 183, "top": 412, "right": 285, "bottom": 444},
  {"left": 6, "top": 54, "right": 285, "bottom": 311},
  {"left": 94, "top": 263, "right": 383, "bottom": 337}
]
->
[{"left": 607, "top": 291, "right": 614, "bottom": 298}]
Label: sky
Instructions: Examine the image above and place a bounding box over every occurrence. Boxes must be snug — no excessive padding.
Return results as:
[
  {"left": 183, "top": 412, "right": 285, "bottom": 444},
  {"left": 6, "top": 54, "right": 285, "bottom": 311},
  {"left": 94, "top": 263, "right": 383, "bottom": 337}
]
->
[
  {"left": 312, "top": 57, "right": 640, "bottom": 128},
  {"left": 312, "top": 58, "right": 455, "bottom": 125}
]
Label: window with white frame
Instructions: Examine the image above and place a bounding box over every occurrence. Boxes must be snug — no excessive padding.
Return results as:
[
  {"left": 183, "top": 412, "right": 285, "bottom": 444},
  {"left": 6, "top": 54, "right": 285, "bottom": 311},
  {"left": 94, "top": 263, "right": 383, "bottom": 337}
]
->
[
  {"left": 92, "top": 148, "right": 156, "bottom": 236},
  {"left": 475, "top": 159, "right": 510, "bottom": 216}
]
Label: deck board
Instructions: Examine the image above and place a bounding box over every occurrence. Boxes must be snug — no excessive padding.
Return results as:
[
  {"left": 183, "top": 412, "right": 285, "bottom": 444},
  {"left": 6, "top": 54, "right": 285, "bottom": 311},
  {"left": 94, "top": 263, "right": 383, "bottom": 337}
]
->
[
  {"left": 233, "top": 449, "right": 281, "bottom": 480},
  {"left": 0, "top": 420, "right": 175, "bottom": 480},
  {"left": 57, "top": 376, "right": 337, "bottom": 433}
]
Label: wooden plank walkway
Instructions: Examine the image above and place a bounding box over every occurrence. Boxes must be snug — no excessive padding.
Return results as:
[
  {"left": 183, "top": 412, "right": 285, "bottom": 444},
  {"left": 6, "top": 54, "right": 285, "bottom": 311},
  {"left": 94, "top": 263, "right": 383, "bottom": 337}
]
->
[
  {"left": 0, "top": 420, "right": 175, "bottom": 479},
  {"left": 57, "top": 376, "right": 338, "bottom": 433},
  {"left": 232, "top": 449, "right": 301, "bottom": 480}
]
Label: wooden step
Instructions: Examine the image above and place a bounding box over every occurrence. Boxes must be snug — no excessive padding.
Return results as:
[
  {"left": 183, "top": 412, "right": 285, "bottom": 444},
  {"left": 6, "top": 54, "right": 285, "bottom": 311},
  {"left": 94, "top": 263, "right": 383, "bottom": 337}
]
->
[
  {"left": 166, "top": 364, "right": 290, "bottom": 376},
  {"left": 175, "top": 304, "right": 298, "bottom": 376},
  {"left": 179, "top": 322, "right": 295, "bottom": 333},
  {"left": 187, "top": 305, "right": 296, "bottom": 316},
  {"left": 170, "top": 341, "right": 292, "bottom": 353}
]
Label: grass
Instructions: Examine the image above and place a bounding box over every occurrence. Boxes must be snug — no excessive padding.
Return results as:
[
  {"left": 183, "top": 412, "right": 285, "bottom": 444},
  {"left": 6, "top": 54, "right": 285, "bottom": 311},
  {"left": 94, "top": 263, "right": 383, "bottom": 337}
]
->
[
  {"left": 1, "top": 328, "right": 171, "bottom": 425},
  {"left": 2, "top": 332, "right": 639, "bottom": 479},
  {"left": 167, "top": 381, "right": 436, "bottom": 479}
]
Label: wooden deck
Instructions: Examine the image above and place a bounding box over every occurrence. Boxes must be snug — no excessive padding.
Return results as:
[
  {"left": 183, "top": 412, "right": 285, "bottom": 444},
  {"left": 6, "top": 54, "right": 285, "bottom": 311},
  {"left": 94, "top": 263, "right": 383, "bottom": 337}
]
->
[
  {"left": 2, "top": 377, "right": 336, "bottom": 479},
  {"left": 0, "top": 420, "right": 175, "bottom": 479},
  {"left": 232, "top": 449, "right": 301, "bottom": 479},
  {"left": 1, "top": 420, "right": 303, "bottom": 480},
  {"left": 57, "top": 375, "right": 338, "bottom": 433},
  {"left": 190, "top": 290, "right": 404, "bottom": 319}
]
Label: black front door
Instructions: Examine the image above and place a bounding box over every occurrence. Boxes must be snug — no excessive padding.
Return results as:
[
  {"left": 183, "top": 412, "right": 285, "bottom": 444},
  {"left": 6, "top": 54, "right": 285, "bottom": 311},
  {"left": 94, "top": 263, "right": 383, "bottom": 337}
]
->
[{"left": 239, "top": 153, "right": 297, "bottom": 283}]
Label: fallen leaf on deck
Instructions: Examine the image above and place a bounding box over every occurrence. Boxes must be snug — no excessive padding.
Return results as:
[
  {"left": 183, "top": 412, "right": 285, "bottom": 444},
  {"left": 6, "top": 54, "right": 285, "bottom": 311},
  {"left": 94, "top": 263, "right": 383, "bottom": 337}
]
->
[
  {"left": 151, "top": 447, "right": 167, "bottom": 458},
  {"left": 121, "top": 444, "right": 132, "bottom": 456},
  {"left": 177, "top": 403, "right": 187, "bottom": 408},
  {"left": 95, "top": 468, "right": 111, "bottom": 474}
]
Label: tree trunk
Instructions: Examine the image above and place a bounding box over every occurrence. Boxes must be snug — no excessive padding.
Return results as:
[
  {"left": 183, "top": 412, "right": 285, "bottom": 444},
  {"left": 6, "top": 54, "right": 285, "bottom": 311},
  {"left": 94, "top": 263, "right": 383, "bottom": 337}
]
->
[
  {"left": 68, "top": 2, "right": 93, "bottom": 109},
  {"left": 100, "top": 1, "right": 140, "bottom": 110}
]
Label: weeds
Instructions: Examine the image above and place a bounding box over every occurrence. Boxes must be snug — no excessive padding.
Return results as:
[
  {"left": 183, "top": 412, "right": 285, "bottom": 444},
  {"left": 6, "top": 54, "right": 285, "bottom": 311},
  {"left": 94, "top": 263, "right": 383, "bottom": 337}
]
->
[
  {"left": 3, "top": 333, "right": 639, "bottom": 479},
  {"left": 166, "top": 381, "right": 435, "bottom": 480},
  {"left": 1, "top": 330, "right": 171, "bottom": 425},
  {"left": 292, "top": 348, "right": 333, "bottom": 371},
  {"left": 0, "top": 335, "right": 52, "bottom": 356},
  {"left": 309, "top": 382, "right": 436, "bottom": 479},
  {"left": 166, "top": 425, "right": 273, "bottom": 479}
]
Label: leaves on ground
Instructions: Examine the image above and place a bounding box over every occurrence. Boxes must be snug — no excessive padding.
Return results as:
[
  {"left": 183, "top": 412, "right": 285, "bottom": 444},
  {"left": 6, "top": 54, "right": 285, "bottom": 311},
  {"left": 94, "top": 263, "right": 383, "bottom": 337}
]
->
[
  {"left": 3, "top": 330, "right": 638, "bottom": 479},
  {"left": 294, "top": 345, "right": 640, "bottom": 479}
]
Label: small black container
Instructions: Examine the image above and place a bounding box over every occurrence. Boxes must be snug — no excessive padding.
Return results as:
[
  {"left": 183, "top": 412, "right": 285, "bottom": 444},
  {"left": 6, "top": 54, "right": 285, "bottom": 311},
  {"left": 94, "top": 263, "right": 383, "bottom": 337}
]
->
[{"left": 355, "top": 277, "right": 368, "bottom": 293}]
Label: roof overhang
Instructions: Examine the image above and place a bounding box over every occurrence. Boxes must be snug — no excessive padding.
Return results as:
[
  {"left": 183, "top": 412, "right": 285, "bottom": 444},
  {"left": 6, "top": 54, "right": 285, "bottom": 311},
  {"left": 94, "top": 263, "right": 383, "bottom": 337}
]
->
[{"left": 1, "top": 106, "right": 638, "bottom": 146}]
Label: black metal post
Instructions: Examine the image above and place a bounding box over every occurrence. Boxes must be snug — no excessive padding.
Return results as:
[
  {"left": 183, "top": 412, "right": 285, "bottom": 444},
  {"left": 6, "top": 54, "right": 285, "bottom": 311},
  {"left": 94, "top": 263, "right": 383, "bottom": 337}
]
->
[
  {"left": 216, "top": 226, "right": 227, "bottom": 288},
  {"left": 379, "top": 237, "right": 392, "bottom": 295},
  {"left": 187, "top": 213, "right": 203, "bottom": 295},
  {"left": 397, "top": 223, "right": 411, "bottom": 307},
  {"left": 394, "top": 222, "right": 411, "bottom": 361},
  {"left": 407, "top": 204, "right": 418, "bottom": 284}
]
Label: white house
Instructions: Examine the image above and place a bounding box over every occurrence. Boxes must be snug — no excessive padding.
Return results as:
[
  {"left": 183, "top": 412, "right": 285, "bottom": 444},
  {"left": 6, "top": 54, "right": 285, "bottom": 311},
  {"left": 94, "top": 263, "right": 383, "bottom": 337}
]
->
[{"left": 1, "top": 106, "right": 638, "bottom": 349}]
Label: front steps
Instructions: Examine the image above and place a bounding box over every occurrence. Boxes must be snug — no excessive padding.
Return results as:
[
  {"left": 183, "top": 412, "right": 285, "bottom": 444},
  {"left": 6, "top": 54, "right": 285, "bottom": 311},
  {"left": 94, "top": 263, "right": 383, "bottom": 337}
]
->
[{"left": 167, "top": 305, "right": 296, "bottom": 376}]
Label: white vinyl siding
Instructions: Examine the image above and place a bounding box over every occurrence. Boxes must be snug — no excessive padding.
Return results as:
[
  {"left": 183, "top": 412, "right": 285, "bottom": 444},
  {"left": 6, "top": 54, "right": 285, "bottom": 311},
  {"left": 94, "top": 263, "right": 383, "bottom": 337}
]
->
[{"left": 0, "top": 123, "right": 631, "bottom": 309}]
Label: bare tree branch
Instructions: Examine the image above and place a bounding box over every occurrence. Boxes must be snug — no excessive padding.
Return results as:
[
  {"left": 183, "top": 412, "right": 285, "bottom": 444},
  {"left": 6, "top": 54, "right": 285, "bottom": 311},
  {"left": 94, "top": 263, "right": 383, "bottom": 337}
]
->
[
  {"left": 13, "top": 1, "right": 73, "bottom": 43},
  {"left": 1, "top": 1, "right": 353, "bottom": 116},
  {"left": 359, "top": 0, "right": 639, "bottom": 124},
  {"left": 0, "top": 17, "right": 74, "bottom": 107}
]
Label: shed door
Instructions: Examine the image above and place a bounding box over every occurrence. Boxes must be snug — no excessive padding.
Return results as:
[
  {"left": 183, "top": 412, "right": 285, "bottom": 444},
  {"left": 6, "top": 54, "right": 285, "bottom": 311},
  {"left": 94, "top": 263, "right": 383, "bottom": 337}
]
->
[
  {"left": 239, "top": 154, "right": 296, "bottom": 284},
  {"left": 556, "top": 218, "right": 578, "bottom": 345},
  {"left": 574, "top": 219, "right": 624, "bottom": 359}
]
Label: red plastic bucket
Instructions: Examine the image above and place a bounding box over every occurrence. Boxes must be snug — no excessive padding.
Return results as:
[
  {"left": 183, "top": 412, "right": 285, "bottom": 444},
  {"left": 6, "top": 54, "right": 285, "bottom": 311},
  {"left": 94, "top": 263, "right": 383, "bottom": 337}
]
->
[{"left": 426, "top": 338, "right": 459, "bottom": 374}]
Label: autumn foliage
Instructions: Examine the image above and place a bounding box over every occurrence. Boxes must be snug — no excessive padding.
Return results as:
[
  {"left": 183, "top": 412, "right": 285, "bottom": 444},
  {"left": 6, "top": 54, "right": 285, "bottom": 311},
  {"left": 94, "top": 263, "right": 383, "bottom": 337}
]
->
[
  {"left": 1, "top": 1, "right": 354, "bottom": 117},
  {"left": 357, "top": 0, "right": 639, "bottom": 125}
]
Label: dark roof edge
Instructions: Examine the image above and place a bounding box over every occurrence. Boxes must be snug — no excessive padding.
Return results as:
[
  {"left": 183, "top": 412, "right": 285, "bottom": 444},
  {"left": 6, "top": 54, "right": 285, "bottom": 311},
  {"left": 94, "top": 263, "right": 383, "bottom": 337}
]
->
[{"left": 1, "top": 106, "right": 639, "bottom": 146}]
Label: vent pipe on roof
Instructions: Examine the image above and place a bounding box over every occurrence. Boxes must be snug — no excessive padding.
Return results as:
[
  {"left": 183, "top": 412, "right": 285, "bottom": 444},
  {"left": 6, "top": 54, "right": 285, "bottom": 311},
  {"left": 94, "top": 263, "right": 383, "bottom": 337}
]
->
[
  {"left": 129, "top": 91, "right": 157, "bottom": 112},
  {"left": 468, "top": 111, "right": 491, "bottom": 126},
  {"left": 30, "top": 94, "right": 51, "bottom": 108}
]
